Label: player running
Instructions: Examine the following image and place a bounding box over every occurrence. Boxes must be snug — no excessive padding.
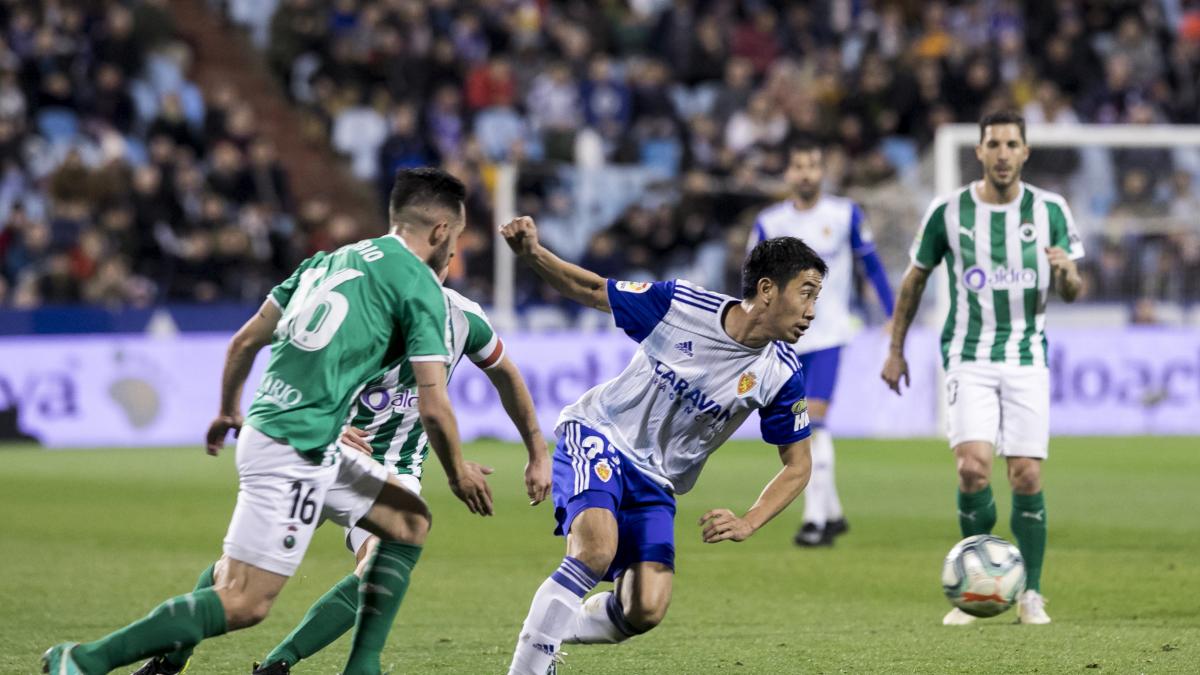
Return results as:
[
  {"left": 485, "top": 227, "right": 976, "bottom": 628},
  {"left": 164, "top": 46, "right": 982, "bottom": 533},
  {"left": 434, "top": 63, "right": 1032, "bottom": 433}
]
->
[
  {"left": 500, "top": 217, "right": 824, "bottom": 675},
  {"left": 43, "top": 168, "right": 493, "bottom": 675},
  {"left": 881, "top": 111, "right": 1084, "bottom": 626},
  {"left": 749, "top": 137, "right": 895, "bottom": 547},
  {"left": 242, "top": 283, "right": 552, "bottom": 675}
]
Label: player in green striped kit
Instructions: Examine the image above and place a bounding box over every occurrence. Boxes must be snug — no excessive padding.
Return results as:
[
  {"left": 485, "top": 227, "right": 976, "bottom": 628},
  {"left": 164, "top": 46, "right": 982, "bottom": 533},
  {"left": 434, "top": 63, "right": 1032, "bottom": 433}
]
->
[
  {"left": 251, "top": 283, "right": 552, "bottom": 674},
  {"left": 882, "top": 111, "right": 1083, "bottom": 626},
  {"left": 43, "top": 169, "right": 494, "bottom": 675}
]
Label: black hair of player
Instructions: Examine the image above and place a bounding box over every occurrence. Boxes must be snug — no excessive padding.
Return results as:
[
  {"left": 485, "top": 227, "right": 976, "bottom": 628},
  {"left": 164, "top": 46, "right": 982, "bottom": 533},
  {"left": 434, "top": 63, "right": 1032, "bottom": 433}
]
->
[
  {"left": 979, "top": 110, "right": 1026, "bottom": 143},
  {"left": 388, "top": 167, "right": 466, "bottom": 223},
  {"left": 741, "top": 237, "right": 827, "bottom": 299},
  {"left": 786, "top": 134, "right": 823, "bottom": 156}
]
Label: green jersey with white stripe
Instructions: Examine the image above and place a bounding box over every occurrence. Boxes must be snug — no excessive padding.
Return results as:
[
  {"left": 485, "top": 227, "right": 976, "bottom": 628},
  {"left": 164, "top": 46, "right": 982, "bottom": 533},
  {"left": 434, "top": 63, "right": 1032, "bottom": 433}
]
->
[
  {"left": 346, "top": 288, "right": 505, "bottom": 478},
  {"left": 910, "top": 182, "right": 1085, "bottom": 369},
  {"left": 245, "top": 235, "right": 450, "bottom": 464}
]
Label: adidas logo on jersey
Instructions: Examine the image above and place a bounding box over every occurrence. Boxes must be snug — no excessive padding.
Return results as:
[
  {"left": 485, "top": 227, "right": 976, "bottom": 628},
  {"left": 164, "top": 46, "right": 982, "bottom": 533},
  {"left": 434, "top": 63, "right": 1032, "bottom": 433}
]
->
[{"left": 674, "top": 341, "right": 694, "bottom": 358}]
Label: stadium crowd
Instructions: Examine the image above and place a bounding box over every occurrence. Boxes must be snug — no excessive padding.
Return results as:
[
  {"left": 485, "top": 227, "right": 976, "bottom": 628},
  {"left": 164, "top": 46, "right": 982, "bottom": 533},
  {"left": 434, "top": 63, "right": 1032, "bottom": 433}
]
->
[
  {"left": 3, "top": 0, "right": 1200, "bottom": 310},
  {"left": 0, "top": 0, "right": 316, "bottom": 308}
]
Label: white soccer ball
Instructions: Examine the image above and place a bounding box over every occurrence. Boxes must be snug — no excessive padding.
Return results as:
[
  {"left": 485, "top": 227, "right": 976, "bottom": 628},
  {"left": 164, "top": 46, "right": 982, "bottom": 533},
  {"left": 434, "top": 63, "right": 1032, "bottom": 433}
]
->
[{"left": 941, "top": 534, "right": 1026, "bottom": 617}]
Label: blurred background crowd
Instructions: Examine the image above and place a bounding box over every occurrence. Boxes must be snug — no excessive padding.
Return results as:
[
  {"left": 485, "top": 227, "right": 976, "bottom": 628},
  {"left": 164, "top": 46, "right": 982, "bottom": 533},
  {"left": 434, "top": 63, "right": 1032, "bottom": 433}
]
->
[{"left": 2, "top": 0, "right": 1199, "bottom": 319}]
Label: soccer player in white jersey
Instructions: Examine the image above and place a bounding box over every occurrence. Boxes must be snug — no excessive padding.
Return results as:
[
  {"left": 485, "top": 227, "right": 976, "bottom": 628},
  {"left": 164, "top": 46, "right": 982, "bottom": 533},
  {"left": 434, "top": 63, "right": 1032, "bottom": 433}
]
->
[
  {"left": 499, "top": 216, "right": 825, "bottom": 675},
  {"left": 749, "top": 137, "right": 895, "bottom": 547},
  {"left": 882, "top": 111, "right": 1084, "bottom": 626}
]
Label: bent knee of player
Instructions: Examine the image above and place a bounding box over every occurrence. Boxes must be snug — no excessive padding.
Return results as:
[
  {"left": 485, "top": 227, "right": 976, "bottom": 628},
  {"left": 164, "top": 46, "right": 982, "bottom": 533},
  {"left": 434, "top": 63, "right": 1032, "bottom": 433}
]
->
[
  {"left": 217, "top": 588, "right": 275, "bottom": 629},
  {"left": 377, "top": 508, "right": 431, "bottom": 545},
  {"left": 568, "top": 545, "right": 615, "bottom": 579},
  {"left": 365, "top": 481, "right": 432, "bottom": 544},
  {"left": 567, "top": 509, "right": 619, "bottom": 575},
  {"left": 624, "top": 595, "right": 670, "bottom": 632}
]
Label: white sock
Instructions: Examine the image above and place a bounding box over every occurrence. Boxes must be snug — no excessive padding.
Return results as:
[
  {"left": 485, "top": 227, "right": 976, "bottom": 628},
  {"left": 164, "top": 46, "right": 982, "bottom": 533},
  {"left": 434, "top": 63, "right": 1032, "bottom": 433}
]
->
[
  {"left": 564, "top": 591, "right": 639, "bottom": 644},
  {"left": 508, "top": 557, "right": 600, "bottom": 675},
  {"left": 820, "top": 429, "right": 844, "bottom": 521},
  {"left": 803, "top": 426, "right": 832, "bottom": 526}
]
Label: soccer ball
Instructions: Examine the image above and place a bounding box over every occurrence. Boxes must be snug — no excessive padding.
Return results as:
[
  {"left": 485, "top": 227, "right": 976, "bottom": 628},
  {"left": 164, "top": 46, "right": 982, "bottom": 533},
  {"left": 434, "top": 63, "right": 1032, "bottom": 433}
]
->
[{"left": 941, "top": 534, "right": 1026, "bottom": 617}]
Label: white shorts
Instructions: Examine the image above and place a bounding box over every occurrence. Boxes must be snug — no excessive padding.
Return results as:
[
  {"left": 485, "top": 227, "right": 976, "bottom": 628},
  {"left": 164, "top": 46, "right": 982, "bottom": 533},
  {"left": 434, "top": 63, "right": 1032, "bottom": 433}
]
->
[
  {"left": 340, "top": 473, "right": 422, "bottom": 556},
  {"left": 945, "top": 362, "right": 1049, "bottom": 458},
  {"left": 222, "top": 425, "right": 389, "bottom": 576}
]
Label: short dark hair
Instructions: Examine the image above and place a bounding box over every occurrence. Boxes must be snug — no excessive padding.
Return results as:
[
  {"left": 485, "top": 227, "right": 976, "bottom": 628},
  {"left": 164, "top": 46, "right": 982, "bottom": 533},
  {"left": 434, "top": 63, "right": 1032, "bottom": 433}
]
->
[
  {"left": 742, "top": 236, "right": 827, "bottom": 298},
  {"left": 787, "top": 134, "right": 823, "bottom": 156},
  {"left": 979, "top": 110, "right": 1026, "bottom": 143},
  {"left": 388, "top": 167, "right": 466, "bottom": 226}
]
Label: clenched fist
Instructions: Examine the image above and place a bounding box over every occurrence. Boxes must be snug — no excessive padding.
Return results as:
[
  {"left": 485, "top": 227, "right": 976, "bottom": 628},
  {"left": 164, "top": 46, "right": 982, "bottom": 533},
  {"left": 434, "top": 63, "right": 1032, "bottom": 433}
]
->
[{"left": 500, "top": 216, "right": 540, "bottom": 257}]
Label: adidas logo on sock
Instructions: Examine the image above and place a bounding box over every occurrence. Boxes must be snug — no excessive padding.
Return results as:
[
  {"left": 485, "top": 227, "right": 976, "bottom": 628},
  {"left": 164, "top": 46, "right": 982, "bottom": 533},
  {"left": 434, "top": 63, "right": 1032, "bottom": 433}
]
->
[
  {"left": 675, "top": 341, "right": 694, "bottom": 358},
  {"left": 532, "top": 643, "right": 556, "bottom": 656}
]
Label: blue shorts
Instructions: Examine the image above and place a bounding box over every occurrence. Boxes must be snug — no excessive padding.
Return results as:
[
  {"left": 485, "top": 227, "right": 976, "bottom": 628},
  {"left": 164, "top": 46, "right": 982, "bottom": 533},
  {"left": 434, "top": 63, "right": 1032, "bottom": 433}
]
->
[
  {"left": 798, "top": 346, "right": 841, "bottom": 402},
  {"left": 552, "top": 421, "right": 676, "bottom": 582}
]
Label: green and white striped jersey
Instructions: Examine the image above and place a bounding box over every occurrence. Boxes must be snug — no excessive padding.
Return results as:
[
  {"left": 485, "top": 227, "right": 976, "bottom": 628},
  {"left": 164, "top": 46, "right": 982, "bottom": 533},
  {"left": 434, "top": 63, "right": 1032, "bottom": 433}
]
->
[
  {"left": 344, "top": 288, "right": 505, "bottom": 478},
  {"left": 910, "top": 182, "right": 1084, "bottom": 369}
]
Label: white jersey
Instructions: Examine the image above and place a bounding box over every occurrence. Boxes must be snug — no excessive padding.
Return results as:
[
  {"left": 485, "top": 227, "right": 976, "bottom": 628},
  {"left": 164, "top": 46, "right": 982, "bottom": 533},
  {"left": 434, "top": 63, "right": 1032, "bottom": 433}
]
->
[
  {"left": 749, "top": 195, "right": 877, "bottom": 353},
  {"left": 558, "top": 279, "right": 812, "bottom": 494},
  {"left": 911, "top": 182, "right": 1085, "bottom": 369}
]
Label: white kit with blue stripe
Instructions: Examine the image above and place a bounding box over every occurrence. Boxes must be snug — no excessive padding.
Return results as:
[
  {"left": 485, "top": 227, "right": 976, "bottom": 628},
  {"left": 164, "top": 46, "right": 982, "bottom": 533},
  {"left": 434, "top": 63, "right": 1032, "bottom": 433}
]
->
[
  {"left": 749, "top": 195, "right": 890, "bottom": 354},
  {"left": 557, "top": 279, "right": 812, "bottom": 495}
]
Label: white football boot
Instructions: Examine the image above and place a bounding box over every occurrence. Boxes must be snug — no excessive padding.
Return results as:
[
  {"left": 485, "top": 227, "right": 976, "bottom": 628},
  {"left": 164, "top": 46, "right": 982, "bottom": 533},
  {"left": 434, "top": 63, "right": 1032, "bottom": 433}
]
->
[
  {"left": 1017, "top": 590, "right": 1051, "bottom": 624},
  {"left": 942, "top": 607, "right": 977, "bottom": 625}
]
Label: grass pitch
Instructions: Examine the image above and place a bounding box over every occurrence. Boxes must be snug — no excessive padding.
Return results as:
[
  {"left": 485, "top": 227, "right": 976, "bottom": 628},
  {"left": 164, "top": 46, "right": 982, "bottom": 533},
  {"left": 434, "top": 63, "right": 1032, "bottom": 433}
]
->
[{"left": 1, "top": 437, "right": 1197, "bottom": 674}]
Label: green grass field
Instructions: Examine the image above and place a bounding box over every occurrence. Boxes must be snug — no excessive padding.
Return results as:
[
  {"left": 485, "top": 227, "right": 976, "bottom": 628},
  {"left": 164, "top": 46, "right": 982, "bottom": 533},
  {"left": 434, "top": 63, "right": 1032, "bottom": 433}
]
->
[{"left": 1, "top": 437, "right": 1198, "bottom": 674}]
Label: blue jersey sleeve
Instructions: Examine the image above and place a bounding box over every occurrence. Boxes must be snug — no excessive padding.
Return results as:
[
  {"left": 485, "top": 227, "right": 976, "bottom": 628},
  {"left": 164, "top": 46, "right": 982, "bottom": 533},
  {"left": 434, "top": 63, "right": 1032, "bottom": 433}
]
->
[
  {"left": 759, "top": 369, "right": 812, "bottom": 446},
  {"left": 850, "top": 202, "right": 895, "bottom": 316},
  {"left": 607, "top": 279, "right": 675, "bottom": 342},
  {"left": 849, "top": 203, "right": 875, "bottom": 255}
]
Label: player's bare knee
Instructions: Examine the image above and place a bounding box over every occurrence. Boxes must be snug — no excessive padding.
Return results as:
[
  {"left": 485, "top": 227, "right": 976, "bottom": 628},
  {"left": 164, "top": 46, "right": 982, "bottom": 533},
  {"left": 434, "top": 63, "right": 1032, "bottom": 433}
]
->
[
  {"left": 218, "top": 590, "right": 273, "bottom": 629},
  {"left": 567, "top": 509, "right": 618, "bottom": 576},
  {"left": 379, "top": 509, "right": 430, "bottom": 545},
  {"left": 1008, "top": 461, "right": 1041, "bottom": 494},
  {"left": 957, "top": 463, "right": 990, "bottom": 492},
  {"left": 624, "top": 596, "right": 669, "bottom": 632},
  {"left": 569, "top": 545, "right": 614, "bottom": 578}
]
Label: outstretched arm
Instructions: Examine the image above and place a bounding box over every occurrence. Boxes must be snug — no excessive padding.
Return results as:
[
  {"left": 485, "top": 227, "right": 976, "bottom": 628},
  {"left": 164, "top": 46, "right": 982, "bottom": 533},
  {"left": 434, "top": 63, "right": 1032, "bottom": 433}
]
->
[
  {"left": 484, "top": 357, "right": 552, "bottom": 505},
  {"left": 500, "top": 216, "right": 611, "bottom": 312},
  {"left": 699, "top": 438, "right": 812, "bottom": 543},
  {"left": 207, "top": 300, "right": 280, "bottom": 455},
  {"left": 881, "top": 264, "right": 932, "bottom": 394}
]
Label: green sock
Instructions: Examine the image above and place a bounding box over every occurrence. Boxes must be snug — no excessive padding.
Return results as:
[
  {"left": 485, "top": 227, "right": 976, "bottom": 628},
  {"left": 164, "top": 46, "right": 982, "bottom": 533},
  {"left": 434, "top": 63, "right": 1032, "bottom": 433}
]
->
[
  {"left": 159, "top": 563, "right": 216, "bottom": 669},
  {"left": 957, "top": 485, "right": 996, "bottom": 537},
  {"left": 1012, "top": 491, "right": 1047, "bottom": 592},
  {"left": 343, "top": 541, "right": 422, "bottom": 675},
  {"left": 263, "top": 573, "right": 360, "bottom": 667},
  {"left": 71, "top": 588, "right": 227, "bottom": 673}
]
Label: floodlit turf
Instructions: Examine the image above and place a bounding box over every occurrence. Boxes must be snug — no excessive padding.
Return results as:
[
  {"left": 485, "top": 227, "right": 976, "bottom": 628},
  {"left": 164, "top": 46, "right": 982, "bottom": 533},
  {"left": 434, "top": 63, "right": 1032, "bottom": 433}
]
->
[{"left": 1, "top": 437, "right": 1197, "bottom": 674}]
